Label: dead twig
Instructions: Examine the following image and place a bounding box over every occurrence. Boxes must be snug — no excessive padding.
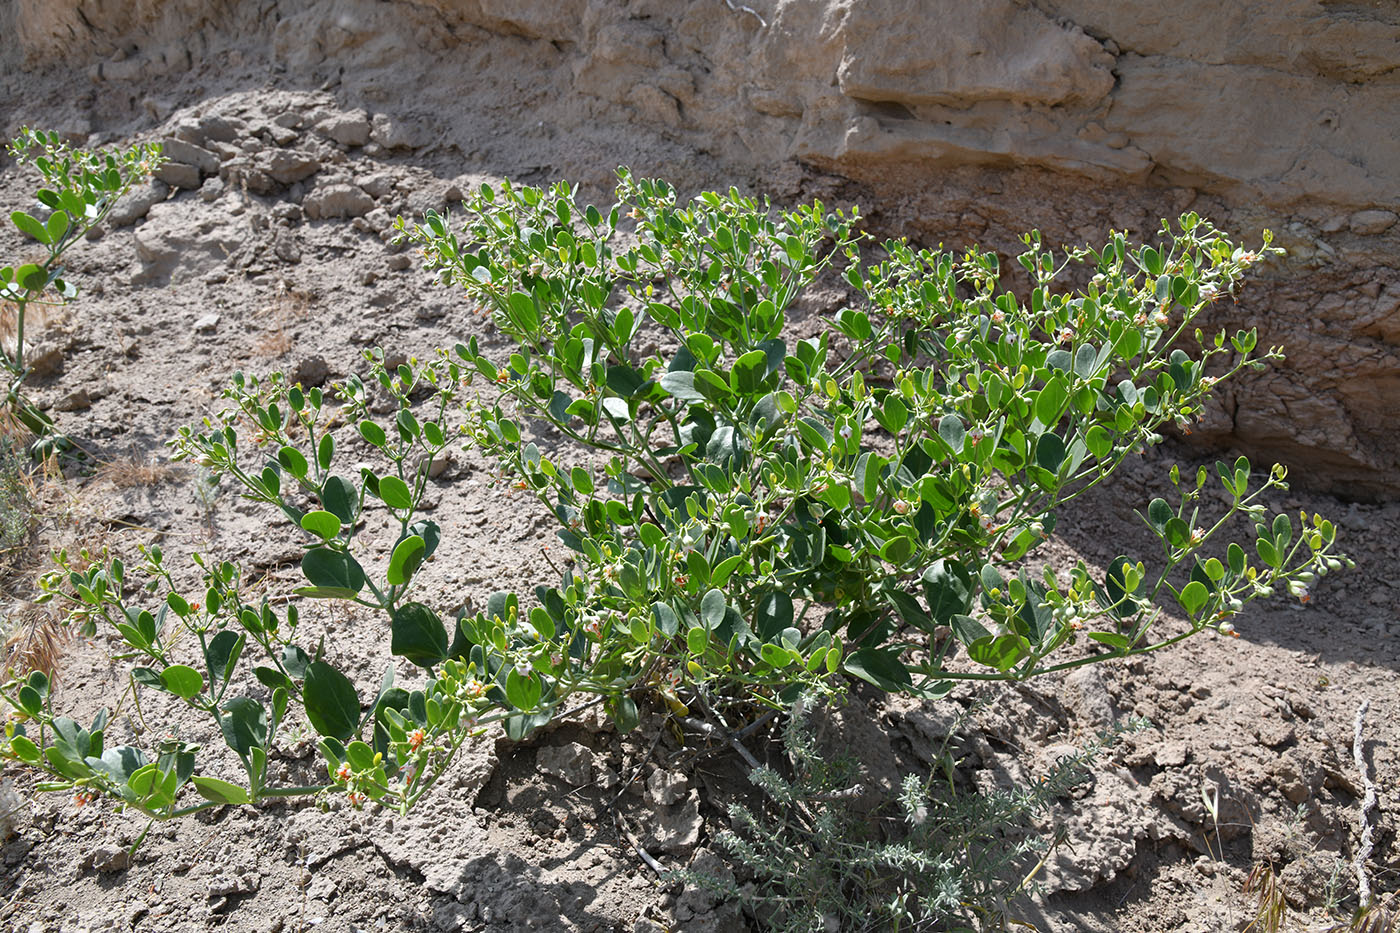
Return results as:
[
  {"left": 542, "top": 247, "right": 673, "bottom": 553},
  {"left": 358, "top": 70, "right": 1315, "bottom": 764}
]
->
[
  {"left": 720, "top": 0, "right": 767, "bottom": 28},
  {"left": 613, "top": 810, "right": 665, "bottom": 876},
  {"left": 1352, "top": 698, "right": 1378, "bottom": 911}
]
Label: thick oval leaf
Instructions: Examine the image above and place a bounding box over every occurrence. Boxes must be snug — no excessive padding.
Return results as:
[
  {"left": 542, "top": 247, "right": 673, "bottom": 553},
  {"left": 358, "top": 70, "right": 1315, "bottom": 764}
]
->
[
  {"left": 1035, "top": 375, "right": 1069, "bottom": 427},
  {"left": 378, "top": 475, "right": 413, "bottom": 510},
  {"left": 937, "top": 414, "right": 965, "bottom": 453},
  {"left": 390, "top": 602, "right": 448, "bottom": 668},
  {"left": 277, "top": 446, "right": 308, "bottom": 479},
  {"left": 205, "top": 630, "right": 245, "bottom": 685},
  {"left": 921, "top": 560, "right": 974, "bottom": 625},
  {"left": 700, "top": 588, "right": 727, "bottom": 631},
  {"left": 659, "top": 371, "right": 705, "bottom": 403},
  {"left": 754, "top": 590, "right": 793, "bottom": 640},
  {"left": 1085, "top": 424, "right": 1111, "bottom": 459},
  {"left": 387, "top": 535, "right": 426, "bottom": 587},
  {"left": 1178, "top": 580, "right": 1210, "bottom": 616},
  {"left": 843, "top": 647, "right": 913, "bottom": 691},
  {"left": 692, "top": 369, "right": 733, "bottom": 404},
  {"left": 303, "top": 661, "right": 361, "bottom": 742},
  {"left": 358, "top": 420, "right": 387, "bottom": 447},
  {"left": 504, "top": 670, "right": 542, "bottom": 711},
  {"left": 731, "top": 349, "right": 769, "bottom": 395},
  {"left": 293, "top": 585, "right": 362, "bottom": 600},
  {"left": 301, "top": 548, "right": 366, "bottom": 593},
  {"left": 11, "top": 210, "right": 49, "bottom": 245},
  {"left": 1035, "top": 432, "right": 1066, "bottom": 472},
  {"left": 191, "top": 775, "right": 250, "bottom": 805},
  {"left": 320, "top": 476, "right": 359, "bottom": 524},
  {"left": 967, "top": 634, "right": 1031, "bottom": 672},
  {"left": 1147, "top": 498, "right": 1173, "bottom": 531},
  {"left": 651, "top": 601, "right": 680, "bottom": 637},
  {"left": 160, "top": 664, "right": 205, "bottom": 700},
  {"left": 300, "top": 510, "right": 343, "bottom": 540},
  {"left": 1087, "top": 632, "right": 1130, "bottom": 651},
  {"left": 219, "top": 697, "right": 269, "bottom": 757}
]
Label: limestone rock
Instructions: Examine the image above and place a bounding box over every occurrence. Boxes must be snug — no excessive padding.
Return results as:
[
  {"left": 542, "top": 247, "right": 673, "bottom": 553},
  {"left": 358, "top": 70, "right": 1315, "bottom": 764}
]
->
[
  {"left": 535, "top": 743, "right": 593, "bottom": 787},
  {"left": 1350, "top": 210, "right": 1398, "bottom": 236},
  {"left": 371, "top": 112, "right": 428, "bottom": 150},
  {"left": 303, "top": 183, "right": 375, "bottom": 220},
  {"left": 161, "top": 138, "right": 220, "bottom": 175},
  {"left": 638, "top": 792, "right": 701, "bottom": 856},
  {"left": 106, "top": 180, "right": 167, "bottom": 227},
  {"left": 317, "top": 110, "right": 371, "bottom": 147},
  {"left": 263, "top": 149, "right": 321, "bottom": 186},
  {"left": 154, "top": 160, "right": 200, "bottom": 190}
]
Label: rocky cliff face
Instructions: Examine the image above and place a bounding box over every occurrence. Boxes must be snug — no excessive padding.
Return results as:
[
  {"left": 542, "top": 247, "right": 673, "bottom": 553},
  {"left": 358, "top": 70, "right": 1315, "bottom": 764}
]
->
[{"left": 4, "top": 0, "right": 1398, "bottom": 496}]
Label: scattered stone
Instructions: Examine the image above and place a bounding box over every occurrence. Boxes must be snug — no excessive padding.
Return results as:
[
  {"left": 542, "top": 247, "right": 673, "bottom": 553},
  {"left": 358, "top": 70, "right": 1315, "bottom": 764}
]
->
[
  {"left": 362, "top": 207, "right": 392, "bottom": 232},
  {"left": 197, "top": 114, "right": 243, "bottom": 143},
  {"left": 639, "top": 793, "right": 702, "bottom": 856},
  {"left": 387, "top": 253, "right": 412, "bottom": 271},
  {"left": 162, "top": 138, "right": 221, "bottom": 175},
  {"left": 0, "top": 781, "right": 27, "bottom": 841},
  {"left": 291, "top": 356, "right": 331, "bottom": 387},
  {"left": 55, "top": 389, "right": 92, "bottom": 412},
  {"left": 265, "top": 149, "right": 321, "bottom": 185},
  {"left": 198, "top": 177, "right": 225, "bottom": 202},
  {"left": 223, "top": 160, "right": 278, "bottom": 196},
  {"left": 536, "top": 743, "right": 594, "bottom": 786},
  {"left": 155, "top": 160, "right": 202, "bottom": 190},
  {"left": 208, "top": 140, "right": 241, "bottom": 161},
  {"left": 1349, "top": 210, "right": 1397, "bottom": 236},
  {"left": 647, "top": 770, "right": 688, "bottom": 806},
  {"left": 360, "top": 172, "right": 397, "bottom": 199},
  {"left": 669, "top": 848, "right": 740, "bottom": 929},
  {"left": 426, "top": 454, "right": 452, "bottom": 479},
  {"left": 371, "top": 112, "right": 428, "bottom": 150},
  {"left": 304, "top": 183, "right": 375, "bottom": 220},
  {"left": 1154, "top": 742, "right": 1188, "bottom": 768},
  {"left": 82, "top": 844, "right": 132, "bottom": 874},
  {"left": 193, "top": 313, "right": 220, "bottom": 334},
  {"left": 273, "top": 229, "right": 301, "bottom": 263},
  {"left": 1256, "top": 723, "right": 1297, "bottom": 749},
  {"left": 173, "top": 120, "right": 209, "bottom": 146},
  {"left": 207, "top": 872, "right": 260, "bottom": 898},
  {"left": 318, "top": 110, "right": 372, "bottom": 147},
  {"left": 266, "top": 123, "right": 299, "bottom": 147}
]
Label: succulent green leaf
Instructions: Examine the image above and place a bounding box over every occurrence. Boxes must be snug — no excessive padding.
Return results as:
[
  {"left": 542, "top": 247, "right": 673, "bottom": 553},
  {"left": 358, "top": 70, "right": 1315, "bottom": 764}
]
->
[
  {"left": 303, "top": 661, "right": 361, "bottom": 742},
  {"left": 390, "top": 602, "right": 449, "bottom": 668},
  {"left": 300, "top": 510, "right": 342, "bottom": 540},
  {"left": 160, "top": 665, "right": 205, "bottom": 700},
  {"left": 386, "top": 535, "right": 426, "bottom": 586}
]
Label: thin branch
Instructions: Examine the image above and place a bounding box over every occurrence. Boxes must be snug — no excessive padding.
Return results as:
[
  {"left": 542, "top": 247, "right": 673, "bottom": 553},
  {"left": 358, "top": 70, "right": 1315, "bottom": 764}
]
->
[
  {"left": 1352, "top": 698, "right": 1377, "bottom": 911},
  {"left": 721, "top": 0, "right": 768, "bottom": 29}
]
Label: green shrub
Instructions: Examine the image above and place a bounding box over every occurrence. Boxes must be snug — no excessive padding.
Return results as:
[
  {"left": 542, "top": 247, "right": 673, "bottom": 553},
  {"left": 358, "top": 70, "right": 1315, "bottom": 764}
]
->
[
  {"left": 2, "top": 129, "right": 161, "bottom": 454},
  {"left": 0, "top": 170, "right": 1347, "bottom": 827}
]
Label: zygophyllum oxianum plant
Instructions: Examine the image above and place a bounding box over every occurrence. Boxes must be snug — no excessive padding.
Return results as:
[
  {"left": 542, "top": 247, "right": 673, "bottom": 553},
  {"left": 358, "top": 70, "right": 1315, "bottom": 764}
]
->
[
  {"left": 2, "top": 129, "right": 163, "bottom": 455},
  {"left": 1, "top": 169, "right": 1347, "bottom": 825}
]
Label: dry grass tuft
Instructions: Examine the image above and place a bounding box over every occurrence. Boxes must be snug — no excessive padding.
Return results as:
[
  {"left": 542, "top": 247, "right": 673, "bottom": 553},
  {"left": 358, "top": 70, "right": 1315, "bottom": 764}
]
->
[
  {"left": 96, "top": 453, "right": 181, "bottom": 488},
  {"left": 254, "top": 280, "right": 315, "bottom": 359},
  {"left": 2, "top": 606, "right": 67, "bottom": 681},
  {"left": 1243, "top": 862, "right": 1288, "bottom": 933}
]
